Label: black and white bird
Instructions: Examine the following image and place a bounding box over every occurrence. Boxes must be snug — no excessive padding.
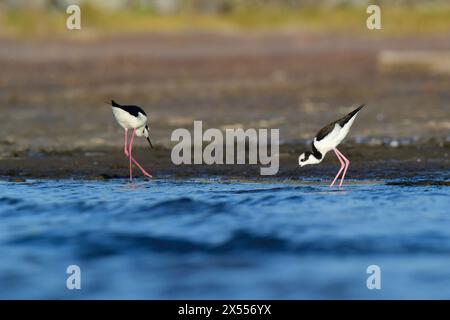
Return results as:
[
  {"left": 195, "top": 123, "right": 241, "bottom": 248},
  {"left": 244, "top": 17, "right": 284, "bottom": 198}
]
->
[
  {"left": 111, "top": 100, "right": 153, "bottom": 182},
  {"left": 298, "top": 104, "right": 366, "bottom": 187}
]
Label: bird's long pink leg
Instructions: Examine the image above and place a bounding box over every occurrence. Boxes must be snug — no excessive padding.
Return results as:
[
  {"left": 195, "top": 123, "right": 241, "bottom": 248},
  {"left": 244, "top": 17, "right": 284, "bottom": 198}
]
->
[
  {"left": 124, "top": 129, "right": 129, "bottom": 157},
  {"left": 330, "top": 148, "right": 345, "bottom": 188},
  {"left": 128, "top": 128, "right": 136, "bottom": 182},
  {"left": 123, "top": 129, "right": 151, "bottom": 178},
  {"left": 335, "top": 148, "right": 350, "bottom": 187},
  {"left": 126, "top": 128, "right": 152, "bottom": 180},
  {"left": 130, "top": 157, "right": 152, "bottom": 178}
]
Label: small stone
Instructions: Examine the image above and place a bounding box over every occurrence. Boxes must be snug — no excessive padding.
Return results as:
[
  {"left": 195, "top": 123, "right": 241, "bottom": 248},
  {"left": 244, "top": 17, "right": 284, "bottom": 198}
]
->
[
  {"left": 389, "top": 140, "right": 400, "bottom": 148},
  {"left": 354, "top": 136, "right": 365, "bottom": 144},
  {"left": 376, "top": 113, "right": 384, "bottom": 121},
  {"left": 368, "top": 138, "right": 383, "bottom": 146}
]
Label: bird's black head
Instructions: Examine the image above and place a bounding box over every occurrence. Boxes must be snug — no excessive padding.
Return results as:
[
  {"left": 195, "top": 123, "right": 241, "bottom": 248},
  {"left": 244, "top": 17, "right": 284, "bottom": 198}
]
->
[
  {"left": 298, "top": 151, "right": 321, "bottom": 167},
  {"left": 299, "top": 151, "right": 312, "bottom": 165}
]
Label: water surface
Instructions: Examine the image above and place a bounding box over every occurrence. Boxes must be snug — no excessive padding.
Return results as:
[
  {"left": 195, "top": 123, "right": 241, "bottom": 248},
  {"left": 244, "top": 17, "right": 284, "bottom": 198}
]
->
[{"left": 0, "top": 179, "right": 449, "bottom": 299}]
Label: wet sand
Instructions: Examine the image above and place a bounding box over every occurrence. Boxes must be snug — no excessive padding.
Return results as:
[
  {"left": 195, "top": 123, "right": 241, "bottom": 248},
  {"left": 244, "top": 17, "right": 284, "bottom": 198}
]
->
[
  {"left": 1, "top": 143, "right": 448, "bottom": 182},
  {"left": 0, "top": 32, "right": 449, "bottom": 181}
]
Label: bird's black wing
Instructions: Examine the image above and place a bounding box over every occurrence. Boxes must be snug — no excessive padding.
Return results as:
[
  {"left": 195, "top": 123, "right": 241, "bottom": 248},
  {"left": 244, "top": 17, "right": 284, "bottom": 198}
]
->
[
  {"left": 120, "top": 105, "right": 147, "bottom": 117},
  {"left": 337, "top": 104, "right": 365, "bottom": 127},
  {"left": 315, "top": 121, "right": 337, "bottom": 141},
  {"left": 111, "top": 100, "right": 147, "bottom": 117},
  {"left": 315, "top": 104, "right": 365, "bottom": 141}
]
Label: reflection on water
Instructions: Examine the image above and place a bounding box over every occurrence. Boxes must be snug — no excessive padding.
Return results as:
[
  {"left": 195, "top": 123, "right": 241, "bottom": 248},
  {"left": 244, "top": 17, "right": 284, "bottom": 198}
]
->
[{"left": 0, "top": 179, "right": 449, "bottom": 299}]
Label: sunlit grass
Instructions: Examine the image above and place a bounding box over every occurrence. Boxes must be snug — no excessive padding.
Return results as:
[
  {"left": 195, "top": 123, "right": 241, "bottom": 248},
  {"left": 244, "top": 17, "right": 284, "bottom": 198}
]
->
[
  {"left": 0, "top": 8, "right": 65, "bottom": 37},
  {"left": 0, "top": 5, "right": 449, "bottom": 38}
]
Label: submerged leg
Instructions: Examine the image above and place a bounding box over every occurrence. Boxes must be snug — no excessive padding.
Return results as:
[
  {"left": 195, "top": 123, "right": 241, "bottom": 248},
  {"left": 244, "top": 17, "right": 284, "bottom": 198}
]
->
[
  {"left": 335, "top": 148, "right": 350, "bottom": 187},
  {"left": 330, "top": 148, "right": 345, "bottom": 188}
]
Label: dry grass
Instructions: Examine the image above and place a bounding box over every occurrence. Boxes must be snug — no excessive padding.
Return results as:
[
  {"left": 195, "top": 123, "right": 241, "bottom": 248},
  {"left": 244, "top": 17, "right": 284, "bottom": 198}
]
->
[{"left": 0, "top": 5, "right": 449, "bottom": 38}]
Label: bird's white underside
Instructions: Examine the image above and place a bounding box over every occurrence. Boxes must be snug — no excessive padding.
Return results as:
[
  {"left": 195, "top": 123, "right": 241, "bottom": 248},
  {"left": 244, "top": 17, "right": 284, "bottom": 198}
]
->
[
  {"left": 112, "top": 107, "right": 147, "bottom": 136},
  {"left": 314, "top": 115, "right": 357, "bottom": 156}
]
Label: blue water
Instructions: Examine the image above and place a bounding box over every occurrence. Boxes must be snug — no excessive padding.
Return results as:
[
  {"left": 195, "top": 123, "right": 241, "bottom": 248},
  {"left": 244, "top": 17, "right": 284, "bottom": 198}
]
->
[{"left": 0, "top": 178, "right": 449, "bottom": 299}]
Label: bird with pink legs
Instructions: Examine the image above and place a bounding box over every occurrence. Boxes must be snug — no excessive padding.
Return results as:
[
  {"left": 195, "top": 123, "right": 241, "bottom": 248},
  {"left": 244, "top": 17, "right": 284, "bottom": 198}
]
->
[
  {"left": 110, "top": 100, "right": 153, "bottom": 182},
  {"left": 298, "top": 104, "right": 366, "bottom": 187}
]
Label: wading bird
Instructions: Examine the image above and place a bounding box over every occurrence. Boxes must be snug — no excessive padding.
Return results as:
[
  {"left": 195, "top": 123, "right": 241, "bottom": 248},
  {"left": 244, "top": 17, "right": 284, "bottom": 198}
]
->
[
  {"left": 111, "top": 100, "right": 153, "bottom": 182},
  {"left": 298, "top": 104, "right": 366, "bottom": 187}
]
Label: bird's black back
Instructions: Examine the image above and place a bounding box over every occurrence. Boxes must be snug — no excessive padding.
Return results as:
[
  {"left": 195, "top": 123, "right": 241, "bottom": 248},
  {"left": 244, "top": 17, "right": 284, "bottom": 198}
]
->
[
  {"left": 315, "top": 104, "right": 365, "bottom": 141},
  {"left": 111, "top": 100, "right": 147, "bottom": 117}
]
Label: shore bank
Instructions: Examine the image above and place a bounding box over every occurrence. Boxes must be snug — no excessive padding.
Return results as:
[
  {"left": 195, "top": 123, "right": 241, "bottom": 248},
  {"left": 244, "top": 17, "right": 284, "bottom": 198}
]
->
[{"left": 1, "top": 143, "right": 448, "bottom": 182}]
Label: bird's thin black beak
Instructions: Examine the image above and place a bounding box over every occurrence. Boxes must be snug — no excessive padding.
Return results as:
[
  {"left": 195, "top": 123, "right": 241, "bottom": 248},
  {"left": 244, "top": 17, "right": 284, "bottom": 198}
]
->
[{"left": 147, "top": 137, "right": 153, "bottom": 149}]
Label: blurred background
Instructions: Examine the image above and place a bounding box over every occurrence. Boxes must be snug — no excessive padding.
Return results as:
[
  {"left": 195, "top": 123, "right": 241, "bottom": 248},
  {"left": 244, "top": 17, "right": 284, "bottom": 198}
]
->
[{"left": 0, "top": 0, "right": 449, "bottom": 157}]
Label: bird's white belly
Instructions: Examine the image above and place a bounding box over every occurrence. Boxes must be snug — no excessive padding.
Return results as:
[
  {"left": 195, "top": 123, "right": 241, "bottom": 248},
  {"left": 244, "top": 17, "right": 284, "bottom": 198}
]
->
[
  {"left": 112, "top": 107, "right": 147, "bottom": 129},
  {"left": 314, "top": 122, "right": 353, "bottom": 154}
]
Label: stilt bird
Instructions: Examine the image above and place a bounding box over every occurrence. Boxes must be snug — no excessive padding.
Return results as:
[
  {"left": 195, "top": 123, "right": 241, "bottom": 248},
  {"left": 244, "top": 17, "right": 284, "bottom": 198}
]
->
[
  {"left": 298, "top": 104, "right": 366, "bottom": 187},
  {"left": 111, "top": 100, "right": 153, "bottom": 182}
]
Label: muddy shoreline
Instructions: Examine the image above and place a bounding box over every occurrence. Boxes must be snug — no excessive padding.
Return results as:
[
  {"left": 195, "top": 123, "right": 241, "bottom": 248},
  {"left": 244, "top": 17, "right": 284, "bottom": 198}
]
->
[
  {"left": 1, "top": 143, "right": 448, "bottom": 182},
  {"left": 0, "top": 33, "right": 449, "bottom": 183}
]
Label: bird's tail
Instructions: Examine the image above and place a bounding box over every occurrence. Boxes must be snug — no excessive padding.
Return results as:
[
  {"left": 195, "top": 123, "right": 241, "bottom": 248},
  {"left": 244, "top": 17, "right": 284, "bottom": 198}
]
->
[
  {"left": 348, "top": 104, "right": 366, "bottom": 118},
  {"left": 104, "top": 100, "right": 119, "bottom": 107},
  {"left": 111, "top": 100, "right": 120, "bottom": 107}
]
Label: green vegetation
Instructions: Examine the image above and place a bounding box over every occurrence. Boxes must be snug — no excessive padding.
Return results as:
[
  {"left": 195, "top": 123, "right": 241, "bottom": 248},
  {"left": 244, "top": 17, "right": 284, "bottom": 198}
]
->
[{"left": 0, "top": 4, "right": 449, "bottom": 38}]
